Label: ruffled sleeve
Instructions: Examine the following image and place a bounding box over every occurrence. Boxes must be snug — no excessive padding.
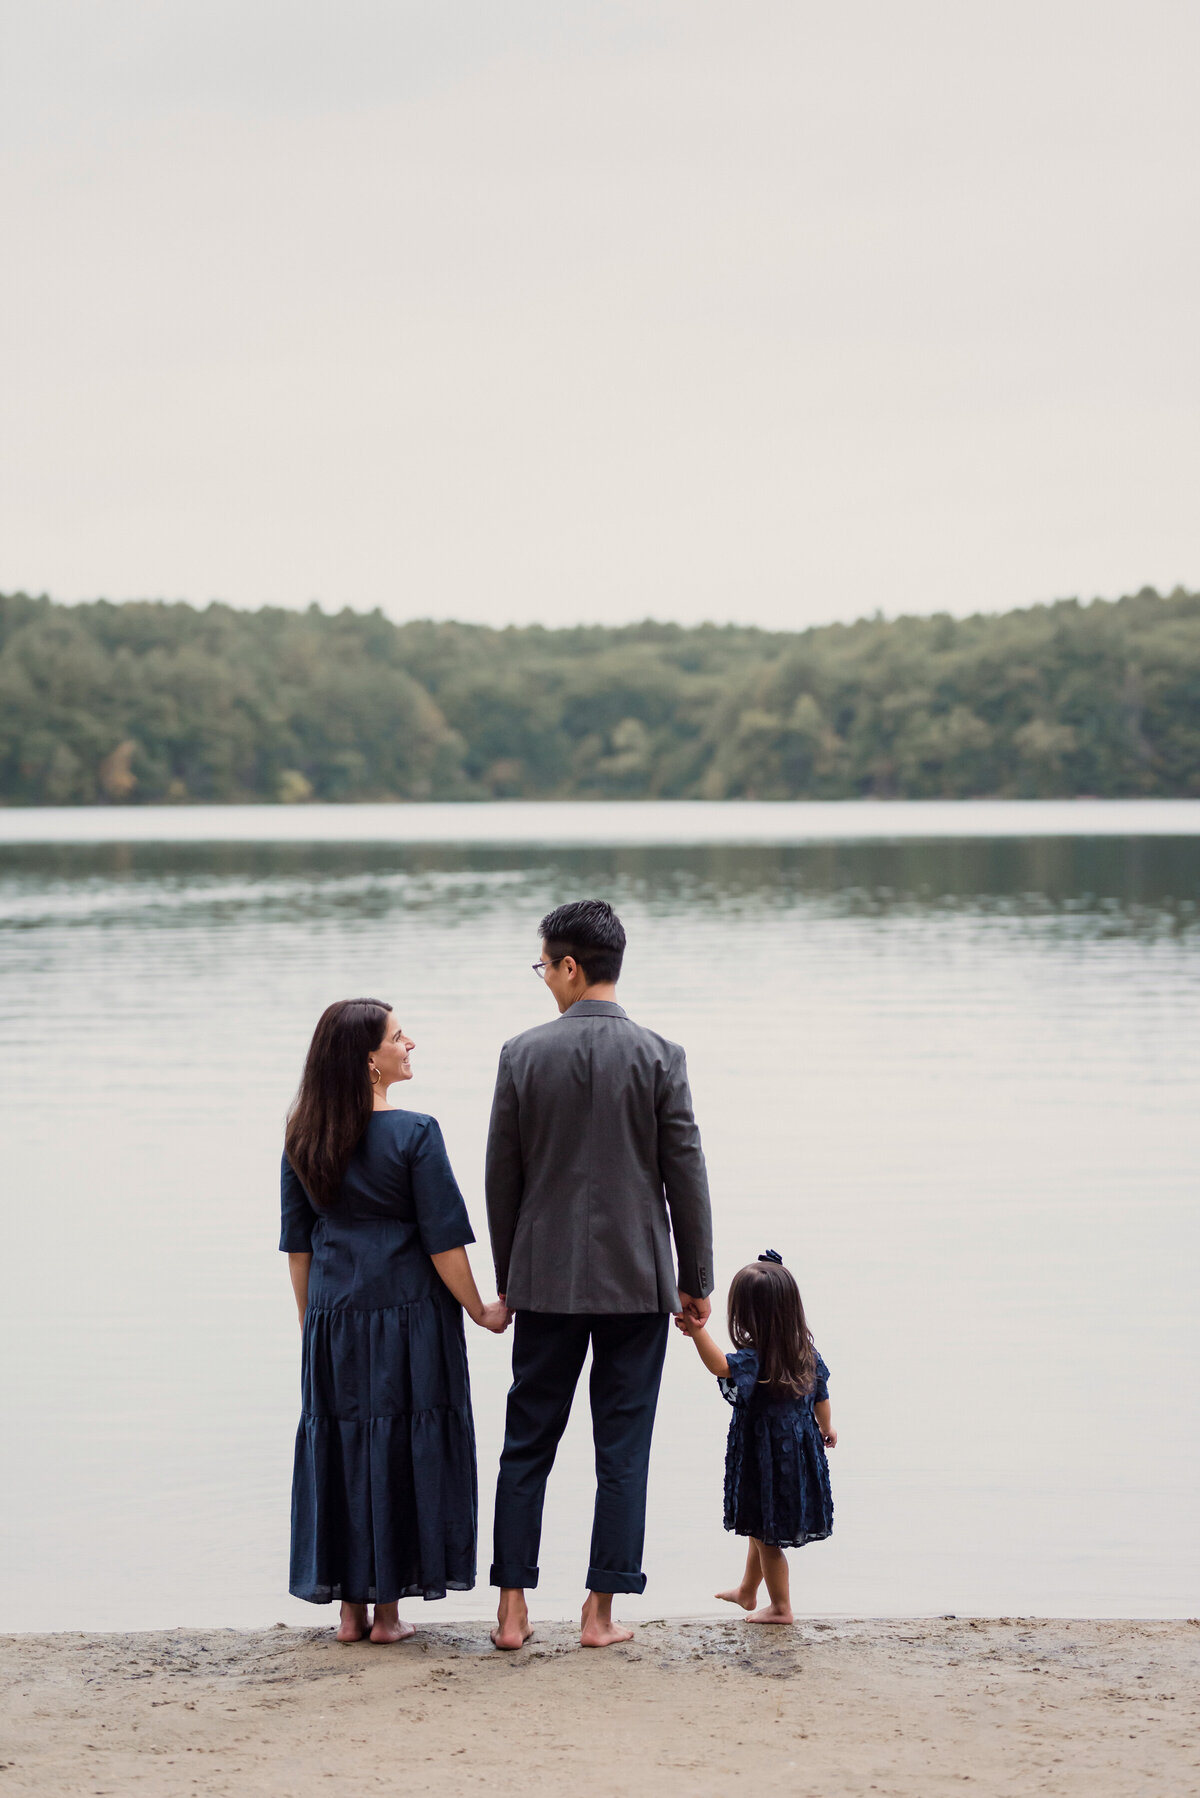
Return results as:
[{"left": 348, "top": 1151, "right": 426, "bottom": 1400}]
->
[
  {"left": 719, "top": 1347, "right": 760, "bottom": 1407},
  {"left": 812, "top": 1352, "right": 830, "bottom": 1404},
  {"left": 279, "top": 1152, "right": 316, "bottom": 1252}
]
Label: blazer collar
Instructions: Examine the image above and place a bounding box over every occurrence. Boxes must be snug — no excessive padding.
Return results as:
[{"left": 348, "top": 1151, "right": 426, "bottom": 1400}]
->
[{"left": 563, "top": 999, "right": 627, "bottom": 1019}]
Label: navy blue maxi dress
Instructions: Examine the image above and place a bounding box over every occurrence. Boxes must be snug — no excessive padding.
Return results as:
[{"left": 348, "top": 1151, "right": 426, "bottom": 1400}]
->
[
  {"left": 720, "top": 1348, "right": 834, "bottom": 1549},
  {"left": 280, "top": 1109, "right": 478, "bottom": 1604}
]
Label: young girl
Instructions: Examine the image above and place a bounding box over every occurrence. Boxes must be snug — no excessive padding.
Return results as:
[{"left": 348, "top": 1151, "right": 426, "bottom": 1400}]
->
[{"left": 678, "top": 1250, "right": 836, "bottom": 1624}]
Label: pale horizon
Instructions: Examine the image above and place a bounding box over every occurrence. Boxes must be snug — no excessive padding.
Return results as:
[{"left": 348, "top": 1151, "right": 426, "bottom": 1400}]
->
[
  {"left": 3, "top": 2, "right": 1198, "bottom": 633},
  {"left": 9, "top": 577, "right": 1190, "bottom": 640}
]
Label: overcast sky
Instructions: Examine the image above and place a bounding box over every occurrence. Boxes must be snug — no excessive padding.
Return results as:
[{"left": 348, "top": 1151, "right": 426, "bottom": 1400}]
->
[{"left": 2, "top": 1, "right": 1197, "bottom": 632}]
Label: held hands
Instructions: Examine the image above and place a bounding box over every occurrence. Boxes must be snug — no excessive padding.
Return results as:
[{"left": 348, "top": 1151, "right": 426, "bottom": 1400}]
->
[
  {"left": 673, "top": 1291, "right": 711, "bottom": 1338},
  {"left": 475, "top": 1298, "right": 512, "bottom": 1334},
  {"left": 431, "top": 1247, "right": 511, "bottom": 1333},
  {"left": 822, "top": 1428, "right": 838, "bottom": 1448},
  {"left": 676, "top": 1290, "right": 711, "bottom": 1328}
]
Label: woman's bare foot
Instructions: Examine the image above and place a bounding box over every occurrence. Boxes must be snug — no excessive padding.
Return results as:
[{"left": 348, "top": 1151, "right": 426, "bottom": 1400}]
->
[
  {"left": 580, "top": 1593, "right": 633, "bottom": 1648},
  {"left": 336, "top": 1602, "right": 369, "bottom": 1643},
  {"left": 369, "top": 1602, "right": 416, "bottom": 1644},
  {"left": 747, "top": 1603, "right": 794, "bottom": 1625},
  {"left": 715, "top": 1585, "right": 758, "bottom": 1611},
  {"left": 491, "top": 1589, "right": 533, "bottom": 1651}
]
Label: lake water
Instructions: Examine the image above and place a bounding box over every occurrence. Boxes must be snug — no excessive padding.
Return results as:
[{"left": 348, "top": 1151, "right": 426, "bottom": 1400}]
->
[{"left": 1, "top": 802, "right": 1198, "bottom": 1630}]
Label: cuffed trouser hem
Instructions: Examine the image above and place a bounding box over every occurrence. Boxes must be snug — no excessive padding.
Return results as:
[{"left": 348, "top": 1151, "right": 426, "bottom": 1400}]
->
[
  {"left": 490, "top": 1563, "right": 540, "bottom": 1589},
  {"left": 586, "top": 1566, "right": 647, "bottom": 1595}
]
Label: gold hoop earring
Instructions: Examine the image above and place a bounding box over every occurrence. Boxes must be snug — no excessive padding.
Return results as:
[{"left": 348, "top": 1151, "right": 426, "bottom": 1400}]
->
[{"left": 370, "top": 1066, "right": 381, "bottom": 1087}]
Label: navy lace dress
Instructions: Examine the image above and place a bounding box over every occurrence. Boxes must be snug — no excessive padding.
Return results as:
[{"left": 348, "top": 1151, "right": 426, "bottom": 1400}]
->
[
  {"left": 280, "top": 1109, "right": 478, "bottom": 1605},
  {"left": 720, "top": 1347, "right": 833, "bottom": 1548}
]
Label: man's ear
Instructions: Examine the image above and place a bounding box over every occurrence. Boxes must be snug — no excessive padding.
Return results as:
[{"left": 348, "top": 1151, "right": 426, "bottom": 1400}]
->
[{"left": 562, "top": 956, "right": 579, "bottom": 981}]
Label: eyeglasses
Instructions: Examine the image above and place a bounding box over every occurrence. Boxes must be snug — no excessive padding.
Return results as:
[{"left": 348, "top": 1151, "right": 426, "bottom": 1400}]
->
[{"left": 532, "top": 958, "right": 561, "bottom": 979}]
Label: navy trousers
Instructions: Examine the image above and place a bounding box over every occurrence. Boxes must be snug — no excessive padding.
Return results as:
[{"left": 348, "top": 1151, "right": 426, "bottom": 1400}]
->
[{"left": 490, "top": 1311, "right": 670, "bottom": 1595}]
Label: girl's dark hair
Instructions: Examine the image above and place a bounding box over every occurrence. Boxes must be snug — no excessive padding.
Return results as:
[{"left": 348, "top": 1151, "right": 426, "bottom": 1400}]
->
[
  {"left": 284, "top": 998, "right": 392, "bottom": 1210},
  {"left": 727, "top": 1259, "right": 817, "bottom": 1399}
]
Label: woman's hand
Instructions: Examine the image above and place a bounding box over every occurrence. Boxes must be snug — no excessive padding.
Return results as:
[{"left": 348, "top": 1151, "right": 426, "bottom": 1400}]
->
[
  {"left": 288, "top": 1252, "right": 312, "bottom": 1325},
  {"left": 822, "top": 1427, "right": 838, "bottom": 1448},
  {"left": 431, "top": 1246, "right": 510, "bottom": 1329}
]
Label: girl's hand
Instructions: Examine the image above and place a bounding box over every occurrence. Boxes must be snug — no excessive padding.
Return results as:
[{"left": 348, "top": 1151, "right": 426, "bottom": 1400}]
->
[
  {"left": 677, "top": 1317, "right": 731, "bottom": 1378},
  {"left": 822, "top": 1428, "right": 838, "bottom": 1448},
  {"left": 476, "top": 1300, "right": 511, "bottom": 1334}
]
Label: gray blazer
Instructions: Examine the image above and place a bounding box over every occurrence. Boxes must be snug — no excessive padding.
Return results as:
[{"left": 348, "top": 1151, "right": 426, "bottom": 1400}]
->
[{"left": 485, "top": 999, "right": 713, "bottom": 1315}]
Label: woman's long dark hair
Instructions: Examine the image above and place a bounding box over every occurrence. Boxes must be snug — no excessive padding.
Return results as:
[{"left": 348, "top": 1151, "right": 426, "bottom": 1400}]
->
[
  {"left": 727, "top": 1259, "right": 817, "bottom": 1398},
  {"left": 284, "top": 998, "right": 392, "bottom": 1210}
]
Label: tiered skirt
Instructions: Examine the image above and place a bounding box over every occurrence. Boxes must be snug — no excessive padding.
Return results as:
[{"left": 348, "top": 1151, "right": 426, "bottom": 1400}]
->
[{"left": 289, "top": 1289, "right": 477, "bottom": 1603}]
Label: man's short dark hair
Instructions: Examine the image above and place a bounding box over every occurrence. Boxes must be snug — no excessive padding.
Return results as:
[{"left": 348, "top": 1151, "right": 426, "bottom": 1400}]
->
[{"left": 539, "top": 899, "right": 626, "bottom": 986}]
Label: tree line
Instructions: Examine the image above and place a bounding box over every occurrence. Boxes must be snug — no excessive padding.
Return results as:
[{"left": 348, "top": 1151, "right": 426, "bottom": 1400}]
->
[{"left": 1, "top": 585, "right": 1197, "bottom": 805}]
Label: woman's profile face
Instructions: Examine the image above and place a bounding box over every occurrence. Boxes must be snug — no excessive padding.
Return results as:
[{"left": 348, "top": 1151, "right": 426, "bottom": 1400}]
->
[{"left": 370, "top": 1013, "right": 415, "bottom": 1089}]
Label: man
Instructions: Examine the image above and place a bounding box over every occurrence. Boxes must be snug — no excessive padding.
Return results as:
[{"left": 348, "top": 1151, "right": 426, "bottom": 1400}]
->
[{"left": 485, "top": 898, "right": 714, "bottom": 1650}]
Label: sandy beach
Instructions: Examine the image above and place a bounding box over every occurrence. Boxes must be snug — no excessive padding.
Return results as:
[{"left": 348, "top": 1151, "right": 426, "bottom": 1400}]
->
[{"left": 2, "top": 1616, "right": 1197, "bottom": 1796}]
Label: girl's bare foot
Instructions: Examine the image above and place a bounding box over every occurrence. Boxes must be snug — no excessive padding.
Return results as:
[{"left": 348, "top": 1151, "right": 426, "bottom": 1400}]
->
[
  {"left": 369, "top": 1602, "right": 416, "bottom": 1644},
  {"left": 336, "top": 1602, "right": 369, "bottom": 1643},
  {"left": 580, "top": 1593, "right": 633, "bottom": 1648},
  {"left": 747, "top": 1603, "right": 794, "bottom": 1625},
  {"left": 747, "top": 1540, "right": 791, "bottom": 1623},
  {"left": 720, "top": 1543, "right": 765, "bottom": 1615}
]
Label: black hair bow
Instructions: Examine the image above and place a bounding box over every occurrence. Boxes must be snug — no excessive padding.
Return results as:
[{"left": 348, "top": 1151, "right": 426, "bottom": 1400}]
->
[{"left": 758, "top": 1248, "right": 783, "bottom": 1265}]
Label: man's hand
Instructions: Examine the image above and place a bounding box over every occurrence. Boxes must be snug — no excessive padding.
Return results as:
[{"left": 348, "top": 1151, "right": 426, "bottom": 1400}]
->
[
  {"left": 676, "top": 1290, "right": 711, "bottom": 1328},
  {"left": 477, "top": 1300, "right": 512, "bottom": 1334}
]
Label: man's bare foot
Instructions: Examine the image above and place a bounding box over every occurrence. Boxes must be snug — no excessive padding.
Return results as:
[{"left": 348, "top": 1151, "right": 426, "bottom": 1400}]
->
[
  {"left": 580, "top": 1615, "right": 634, "bottom": 1647},
  {"left": 715, "top": 1586, "right": 758, "bottom": 1611},
  {"left": 336, "top": 1602, "right": 368, "bottom": 1643},
  {"left": 369, "top": 1603, "right": 416, "bottom": 1644},
  {"left": 492, "top": 1589, "right": 533, "bottom": 1651},
  {"left": 580, "top": 1593, "right": 633, "bottom": 1648},
  {"left": 747, "top": 1603, "right": 794, "bottom": 1625}
]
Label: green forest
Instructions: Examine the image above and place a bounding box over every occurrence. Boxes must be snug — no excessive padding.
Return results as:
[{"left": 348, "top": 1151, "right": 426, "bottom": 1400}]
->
[{"left": 1, "top": 586, "right": 1198, "bottom": 804}]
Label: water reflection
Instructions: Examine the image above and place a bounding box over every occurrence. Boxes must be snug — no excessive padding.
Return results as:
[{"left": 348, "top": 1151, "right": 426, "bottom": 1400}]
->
[
  {"left": 3, "top": 837, "right": 1198, "bottom": 934},
  {"left": 1, "top": 829, "right": 1197, "bottom": 1631}
]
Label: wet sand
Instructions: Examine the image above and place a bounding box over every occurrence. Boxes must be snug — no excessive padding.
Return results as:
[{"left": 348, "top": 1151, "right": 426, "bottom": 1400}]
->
[{"left": 2, "top": 1617, "right": 1197, "bottom": 1796}]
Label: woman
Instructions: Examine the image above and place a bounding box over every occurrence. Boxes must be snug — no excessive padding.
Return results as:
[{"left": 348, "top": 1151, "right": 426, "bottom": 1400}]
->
[{"left": 280, "top": 998, "right": 508, "bottom": 1644}]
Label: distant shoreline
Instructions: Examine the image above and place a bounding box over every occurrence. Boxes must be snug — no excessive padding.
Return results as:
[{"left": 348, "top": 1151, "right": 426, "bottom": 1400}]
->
[
  {"left": 2, "top": 796, "right": 1200, "bottom": 850},
  {"left": 4, "top": 587, "right": 1199, "bottom": 808}
]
